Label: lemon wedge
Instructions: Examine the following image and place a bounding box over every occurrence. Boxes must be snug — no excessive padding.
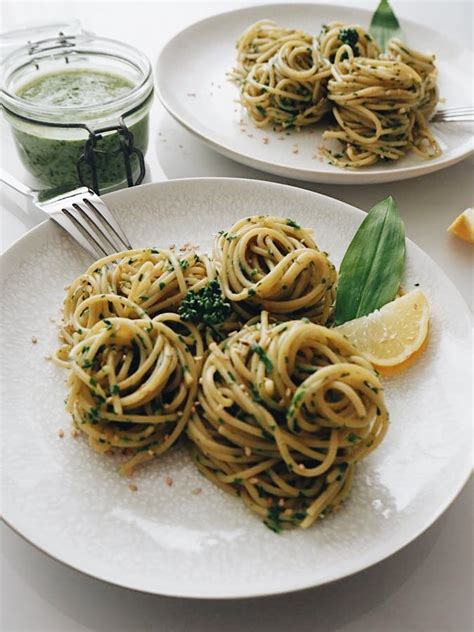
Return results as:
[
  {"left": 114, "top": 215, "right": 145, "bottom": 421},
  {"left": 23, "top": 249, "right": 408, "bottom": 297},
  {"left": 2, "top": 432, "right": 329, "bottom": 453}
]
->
[
  {"left": 336, "top": 289, "right": 430, "bottom": 374},
  {"left": 447, "top": 207, "right": 474, "bottom": 244}
]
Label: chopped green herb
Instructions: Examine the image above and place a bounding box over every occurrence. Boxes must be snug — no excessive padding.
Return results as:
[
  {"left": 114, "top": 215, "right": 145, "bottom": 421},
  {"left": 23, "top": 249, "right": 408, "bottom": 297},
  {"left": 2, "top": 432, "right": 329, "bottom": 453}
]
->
[
  {"left": 251, "top": 343, "right": 273, "bottom": 374},
  {"left": 178, "top": 280, "right": 231, "bottom": 326},
  {"left": 264, "top": 505, "right": 283, "bottom": 534}
]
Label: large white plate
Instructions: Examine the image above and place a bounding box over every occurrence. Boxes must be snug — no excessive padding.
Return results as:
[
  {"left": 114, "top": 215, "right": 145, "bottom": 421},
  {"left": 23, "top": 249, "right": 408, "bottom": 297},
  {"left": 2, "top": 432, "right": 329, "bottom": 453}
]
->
[
  {"left": 1, "top": 178, "right": 471, "bottom": 598},
  {"left": 156, "top": 3, "right": 473, "bottom": 184}
]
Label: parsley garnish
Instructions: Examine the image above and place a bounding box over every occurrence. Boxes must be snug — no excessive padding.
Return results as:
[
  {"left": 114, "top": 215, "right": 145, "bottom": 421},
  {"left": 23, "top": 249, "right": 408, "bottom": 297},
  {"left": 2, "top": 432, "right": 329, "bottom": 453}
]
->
[
  {"left": 339, "top": 27, "right": 359, "bottom": 53},
  {"left": 178, "top": 280, "right": 231, "bottom": 326}
]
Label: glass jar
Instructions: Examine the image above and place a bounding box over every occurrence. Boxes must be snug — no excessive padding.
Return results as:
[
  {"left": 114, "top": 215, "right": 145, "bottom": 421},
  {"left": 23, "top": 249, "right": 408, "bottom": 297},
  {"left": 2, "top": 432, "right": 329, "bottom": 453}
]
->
[{"left": 1, "top": 32, "right": 154, "bottom": 193}]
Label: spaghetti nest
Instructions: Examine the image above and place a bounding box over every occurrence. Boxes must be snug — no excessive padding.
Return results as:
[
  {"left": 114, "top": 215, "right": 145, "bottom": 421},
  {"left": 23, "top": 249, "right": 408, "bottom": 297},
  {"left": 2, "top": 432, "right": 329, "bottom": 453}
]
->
[
  {"left": 232, "top": 19, "right": 440, "bottom": 167},
  {"left": 188, "top": 312, "right": 389, "bottom": 530},
  {"left": 62, "top": 313, "right": 203, "bottom": 475},
  {"left": 213, "top": 215, "right": 337, "bottom": 323},
  {"left": 321, "top": 42, "right": 440, "bottom": 167},
  {"left": 233, "top": 20, "right": 331, "bottom": 129},
  {"left": 234, "top": 19, "right": 314, "bottom": 74},
  {"left": 59, "top": 247, "right": 215, "bottom": 350}
]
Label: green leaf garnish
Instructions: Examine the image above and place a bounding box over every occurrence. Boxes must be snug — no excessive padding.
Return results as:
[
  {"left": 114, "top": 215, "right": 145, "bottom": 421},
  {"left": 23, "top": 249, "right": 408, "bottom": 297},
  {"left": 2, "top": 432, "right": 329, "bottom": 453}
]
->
[
  {"left": 334, "top": 196, "right": 405, "bottom": 325},
  {"left": 369, "top": 0, "right": 402, "bottom": 50}
]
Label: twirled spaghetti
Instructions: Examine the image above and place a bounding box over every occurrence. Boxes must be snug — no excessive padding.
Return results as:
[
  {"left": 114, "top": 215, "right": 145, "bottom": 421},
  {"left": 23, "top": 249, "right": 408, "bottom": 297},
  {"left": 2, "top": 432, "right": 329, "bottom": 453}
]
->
[
  {"left": 317, "top": 22, "right": 381, "bottom": 61},
  {"left": 53, "top": 214, "right": 391, "bottom": 529},
  {"left": 232, "top": 20, "right": 331, "bottom": 129},
  {"left": 58, "top": 313, "right": 203, "bottom": 475},
  {"left": 322, "top": 43, "right": 440, "bottom": 167},
  {"left": 213, "top": 215, "right": 337, "bottom": 323},
  {"left": 188, "top": 312, "right": 389, "bottom": 530},
  {"left": 234, "top": 19, "right": 313, "bottom": 74},
  {"left": 60, "top": 248, "right": 215, "bottom": 350},
  {"left": 231, "top": 19, "right": 441, "bottom": 167}
]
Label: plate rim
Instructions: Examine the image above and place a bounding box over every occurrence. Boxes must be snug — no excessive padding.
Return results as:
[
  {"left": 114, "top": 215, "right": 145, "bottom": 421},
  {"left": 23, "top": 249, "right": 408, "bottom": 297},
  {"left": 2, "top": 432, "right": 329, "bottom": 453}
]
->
[
  {"left": 1, "top": 177, "right": 472, "bottom": 599},
  {"left": 155, "top": 2, "right": 474, "bottom": 185}
]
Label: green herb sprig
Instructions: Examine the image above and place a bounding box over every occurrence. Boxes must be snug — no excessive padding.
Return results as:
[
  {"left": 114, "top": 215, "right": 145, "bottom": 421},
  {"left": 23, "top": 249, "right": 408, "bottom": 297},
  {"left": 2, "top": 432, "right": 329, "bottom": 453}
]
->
[
  {"left": 179, "top": 280, "right": 231, "bottom": 326},
  {"left": 334, "top": 196, "right": 405, "bottom": 325}
]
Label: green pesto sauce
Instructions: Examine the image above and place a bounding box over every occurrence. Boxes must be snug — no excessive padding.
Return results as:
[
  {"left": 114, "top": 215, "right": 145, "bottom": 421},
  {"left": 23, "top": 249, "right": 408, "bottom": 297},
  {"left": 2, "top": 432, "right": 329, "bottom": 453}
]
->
[
  {"left": 17, "top": 70, "right": 134, "bottom": 107},
  {"left": 12, "top": 70, "right": 150, "bottom": 191}
]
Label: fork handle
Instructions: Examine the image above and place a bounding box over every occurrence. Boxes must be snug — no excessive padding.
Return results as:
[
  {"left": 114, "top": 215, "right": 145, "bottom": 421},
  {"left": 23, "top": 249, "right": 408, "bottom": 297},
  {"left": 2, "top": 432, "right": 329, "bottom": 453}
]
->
[{"left": 0, "top": 169, "right": 35, "bottom": 198}]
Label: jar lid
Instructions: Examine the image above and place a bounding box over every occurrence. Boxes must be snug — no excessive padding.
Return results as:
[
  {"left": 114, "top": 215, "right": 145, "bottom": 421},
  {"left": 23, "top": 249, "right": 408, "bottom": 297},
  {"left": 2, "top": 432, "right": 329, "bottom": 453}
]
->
[{"left": 1, "top": 31, "right": 153, "bottom": 125}]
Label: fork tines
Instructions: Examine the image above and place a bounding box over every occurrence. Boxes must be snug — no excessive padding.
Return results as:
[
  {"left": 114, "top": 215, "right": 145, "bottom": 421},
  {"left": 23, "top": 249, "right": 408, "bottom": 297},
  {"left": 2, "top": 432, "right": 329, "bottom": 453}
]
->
[{"left": 41, "top": 188, "right": 132, "bottom": 261}]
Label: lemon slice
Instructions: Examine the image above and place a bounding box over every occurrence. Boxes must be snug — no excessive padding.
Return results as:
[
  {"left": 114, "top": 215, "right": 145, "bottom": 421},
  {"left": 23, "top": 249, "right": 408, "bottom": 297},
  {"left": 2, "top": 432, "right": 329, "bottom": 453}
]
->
[
  {"left": 447, "top": 207, "right": 474, "bottom": 244},
  {"left": 336, "top": 289, "right": 430, "bottom": 373}
]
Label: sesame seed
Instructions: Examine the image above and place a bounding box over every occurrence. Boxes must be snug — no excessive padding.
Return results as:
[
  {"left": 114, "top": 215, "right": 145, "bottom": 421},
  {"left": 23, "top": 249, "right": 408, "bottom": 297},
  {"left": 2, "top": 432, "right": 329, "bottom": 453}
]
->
[
  {"left": 31, "top": 336, "right": 38, "bottom": 344},
  {"left": 128, "top": 483, "right": 138, "bottom": 492},
  {"left": 147, "top": 450, "right": 154, "bottom": 456},
  {"left": 249, "top": 477, "right": 259, "bottom": 484},
  {"left": 192, "top": 487, "right": 202, "bottom": 495},
  {"left": 71, "top": 429, "right": 79, "bottom": 438},
  {"left": 244, "top": 446, "right": 252, "bottom": 456},
  {"left": 262, "top": 137, "right": 269, "bottom": 144},
  {"left": 58, "top": 429, "right": 64, "bottom": 438},
  {"left": 165, "top": 476, "right": 173, "bottom": 487},
  {"left": 278, "top": 498, "right": 285, "bottom": 507}
]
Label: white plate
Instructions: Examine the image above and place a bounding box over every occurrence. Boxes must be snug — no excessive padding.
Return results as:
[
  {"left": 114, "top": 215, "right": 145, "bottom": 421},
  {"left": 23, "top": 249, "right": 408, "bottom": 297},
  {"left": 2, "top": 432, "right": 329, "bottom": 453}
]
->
[
  {"left": 156, "top": 3, "right": 474, "bottom": 184},
  {"left": 1, "top": 178, "right": 471, "bottom": 598}
]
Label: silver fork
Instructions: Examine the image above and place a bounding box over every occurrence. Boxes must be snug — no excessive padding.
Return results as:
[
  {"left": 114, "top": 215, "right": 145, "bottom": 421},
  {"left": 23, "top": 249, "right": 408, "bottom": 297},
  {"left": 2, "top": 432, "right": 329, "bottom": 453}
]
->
[
  {"left": 431, "top": 107, "right": 474, "bottom": 123},
  {"left": 1, "top": 169, "right": 132, "bottom": 260}
]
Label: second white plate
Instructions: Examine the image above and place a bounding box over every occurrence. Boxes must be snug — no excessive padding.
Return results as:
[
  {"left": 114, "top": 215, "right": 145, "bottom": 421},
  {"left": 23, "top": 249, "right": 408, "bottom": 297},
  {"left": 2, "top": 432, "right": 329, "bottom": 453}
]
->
[{"left": 156, "top": 3, "right": 473, "bottom": 184}]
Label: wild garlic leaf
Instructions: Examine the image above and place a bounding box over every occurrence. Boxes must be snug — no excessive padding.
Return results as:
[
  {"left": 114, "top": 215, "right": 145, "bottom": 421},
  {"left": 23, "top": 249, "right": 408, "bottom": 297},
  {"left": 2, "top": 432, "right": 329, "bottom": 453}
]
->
[{"left": 334, "top": 196, "right": 405, "bottom": 325}]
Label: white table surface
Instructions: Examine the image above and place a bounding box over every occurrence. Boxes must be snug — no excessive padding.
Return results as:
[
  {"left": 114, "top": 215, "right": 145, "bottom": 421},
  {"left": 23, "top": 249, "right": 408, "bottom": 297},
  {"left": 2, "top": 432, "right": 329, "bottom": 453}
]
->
[{"left": 1, "top": 1, "right": 473, "bottom": 630}]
